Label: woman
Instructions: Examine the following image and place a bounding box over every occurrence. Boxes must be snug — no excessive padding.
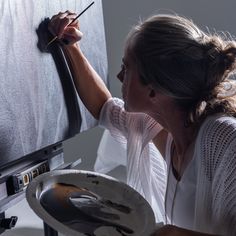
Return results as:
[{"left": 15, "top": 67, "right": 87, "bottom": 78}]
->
[{"left": 48, "top": 12, "right": 236, "bottom": 235}]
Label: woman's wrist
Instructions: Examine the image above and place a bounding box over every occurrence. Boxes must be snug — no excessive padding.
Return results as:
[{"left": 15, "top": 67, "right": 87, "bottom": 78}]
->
[
  {"left": 63, "top": 42, "right": 80, "bottom": 50},
  {"left": 62, "top": 43, "right": 82, "bottom": 58}
]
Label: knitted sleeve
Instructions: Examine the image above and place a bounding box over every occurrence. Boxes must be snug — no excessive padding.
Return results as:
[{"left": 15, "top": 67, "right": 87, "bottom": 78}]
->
[
  {"left": 98, "top": 97, "right": 129, "bottom": 142},
  {"left": 98, "top": 97, "right": 161, "bottom": 143},
  {"left": 200, "top": 116, "right": 236, "bottom": 235}
]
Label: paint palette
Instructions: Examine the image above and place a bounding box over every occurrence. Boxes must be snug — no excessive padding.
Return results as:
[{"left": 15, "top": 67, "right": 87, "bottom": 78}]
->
[{"left": 26, "top": 169, "right": 155, "bottom": 236}]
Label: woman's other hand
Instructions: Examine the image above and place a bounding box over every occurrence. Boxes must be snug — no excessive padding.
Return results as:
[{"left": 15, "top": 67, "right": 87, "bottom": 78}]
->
[
  {"left": 48, "top": 11, "right": 83, "bottom": 45},
  {"left": 151, "top": 224, "right": 214, "bottom": 236},
  {"left": 151, "top": 224, "right": 179, "bottom": 236}
]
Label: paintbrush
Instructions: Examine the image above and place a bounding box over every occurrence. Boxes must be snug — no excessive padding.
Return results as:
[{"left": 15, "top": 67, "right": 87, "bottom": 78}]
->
[{"left": 47, "top": 1, "right": 95, "bottom": 47}]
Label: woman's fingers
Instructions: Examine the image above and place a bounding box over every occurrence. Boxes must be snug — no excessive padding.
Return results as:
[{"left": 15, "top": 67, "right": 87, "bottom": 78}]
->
[
  {"left": 49, "top": 11, "right": 79, "bottom": 38},
  {"left": 50, "top": 11, "right": 76, "bottom": 21},
  {"left": 61, "top": 27, "right": 83, "bottom": 45},
  {"left": 48, "top": 11, "right": 82, "bottom": 45}
]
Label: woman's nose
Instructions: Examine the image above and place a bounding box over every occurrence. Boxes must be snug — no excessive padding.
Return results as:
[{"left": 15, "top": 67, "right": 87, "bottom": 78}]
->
[{"left": 117, "top": 71, "right": 124, "bottom": 83}]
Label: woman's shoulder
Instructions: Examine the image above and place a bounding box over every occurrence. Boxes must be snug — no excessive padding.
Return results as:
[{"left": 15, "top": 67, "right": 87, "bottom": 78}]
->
[
  {"left": 104, "top": 97, "right": 159, "bottom": 124},
  {"left": 197, "top": 114, "right": 236, "bottom": 153},
  {"left": 100, "top": 97, "right": 162, "bottom": 135},
  {"left": 199, "top": 114, "right": 236, "bottom": 137},
  {"left": 196, "top": 114, "right": 236, "bottom": 178},
  {"left": 102, "top": 97, "right": 124, "bottom": 108}
]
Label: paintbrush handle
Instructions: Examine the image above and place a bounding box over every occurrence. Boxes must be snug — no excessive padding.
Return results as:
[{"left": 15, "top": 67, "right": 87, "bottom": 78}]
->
[
  {"left": 69, "top": 1, "right": 94, "bottom": 25},
  {"left": 47, "top": 36, "right": 58, "bottom": 47}
]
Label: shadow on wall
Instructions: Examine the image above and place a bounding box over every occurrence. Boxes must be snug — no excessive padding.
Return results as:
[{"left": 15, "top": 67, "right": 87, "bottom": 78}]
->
[{"left": 36, "top": 18, "right": 81, "bottom": 138}]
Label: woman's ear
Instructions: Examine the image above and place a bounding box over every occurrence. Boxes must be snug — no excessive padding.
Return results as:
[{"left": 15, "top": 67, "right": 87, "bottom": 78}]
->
[
  {"left": 147, "top": 86, "right": 158, "bottom": 105},
  {"left": 148, "top": 84, "right": 156, "bottom": 98},
  {"left": 149, "top": 89, "right": 156, "bottom": 98}
]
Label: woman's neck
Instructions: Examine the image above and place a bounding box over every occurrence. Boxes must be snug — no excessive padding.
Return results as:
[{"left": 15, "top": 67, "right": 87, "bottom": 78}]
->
[
  {"left": 168, "top": 117, "right": 198, "bottom": 179},
  {"left": 153, "top": 107, "right": 198, "bottom": 176}
]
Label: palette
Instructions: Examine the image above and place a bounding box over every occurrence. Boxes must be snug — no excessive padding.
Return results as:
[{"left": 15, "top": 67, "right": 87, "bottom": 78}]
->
[{"left": 26, "top": 170, "right": 155, "bottom": 236}]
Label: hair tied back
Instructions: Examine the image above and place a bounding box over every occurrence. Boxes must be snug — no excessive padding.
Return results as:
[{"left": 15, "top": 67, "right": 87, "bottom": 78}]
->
[{"left": 216, "top": 80, "right": 236, "bottom": 99}]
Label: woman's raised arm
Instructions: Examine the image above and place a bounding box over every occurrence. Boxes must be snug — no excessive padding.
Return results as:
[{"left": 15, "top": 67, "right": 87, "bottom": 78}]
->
[{"left": 48, "top": 12, "right": 112, "bottom": 119}]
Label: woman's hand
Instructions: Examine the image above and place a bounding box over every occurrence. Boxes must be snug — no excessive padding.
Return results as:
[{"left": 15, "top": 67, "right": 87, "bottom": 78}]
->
[
  {"left": 47, "top": 12, "right": 111, "bottom": 120},
  {"left": 151, "top": 225, "right": 216, "bottom": 236},
  {"left": 151, "top": 225, "right": 180, "bottom": 236},
  {"left": 48, "top": 11, "right": 83, "bottom": 45}
]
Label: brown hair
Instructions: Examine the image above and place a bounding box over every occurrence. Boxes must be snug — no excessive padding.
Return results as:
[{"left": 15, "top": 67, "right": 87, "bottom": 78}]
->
[{"left": 125, "top": 14, "right": 236, "bottom": 125}]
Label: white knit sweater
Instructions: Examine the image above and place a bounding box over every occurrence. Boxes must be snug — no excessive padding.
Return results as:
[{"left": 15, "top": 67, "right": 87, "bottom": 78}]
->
[{"left": 97, "top": 97, "right": 236, "bottom": 235}]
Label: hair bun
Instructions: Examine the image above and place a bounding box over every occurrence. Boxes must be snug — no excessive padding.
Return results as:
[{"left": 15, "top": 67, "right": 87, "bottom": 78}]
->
[
  {"left": 206, "top": 46, "right": 220, "bottom": 61},
  {"left": 222, "top": 46, "right": 236, "bottom": 72},
  {"left": 216, "top": 80, "right": 236, "bottom": 99}
]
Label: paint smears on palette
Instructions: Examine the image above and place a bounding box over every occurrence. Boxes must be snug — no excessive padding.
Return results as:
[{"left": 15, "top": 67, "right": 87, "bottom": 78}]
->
[{"left": 26, "top": 170, "right": 156, "bottom": 236}]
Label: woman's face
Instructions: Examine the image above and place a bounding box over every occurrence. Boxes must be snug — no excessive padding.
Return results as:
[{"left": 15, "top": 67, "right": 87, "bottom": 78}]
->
[
  {"left": 116, "top": 50, "right": 177, "bottom": 129},
  {"left": 117, "top": 51, "right": 150, "bottom": 112}
]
